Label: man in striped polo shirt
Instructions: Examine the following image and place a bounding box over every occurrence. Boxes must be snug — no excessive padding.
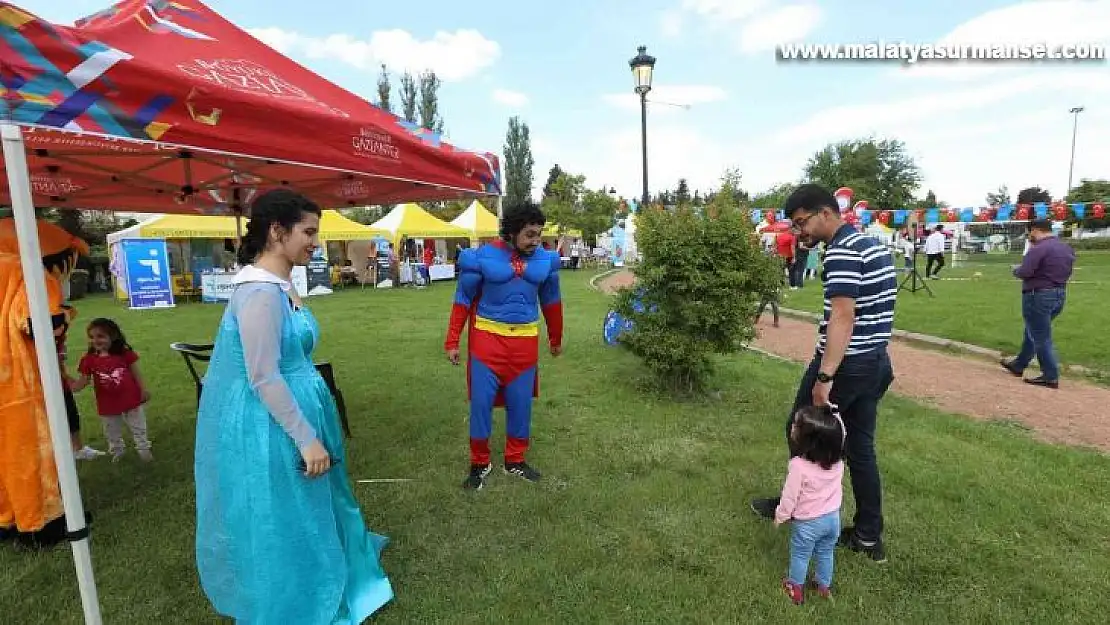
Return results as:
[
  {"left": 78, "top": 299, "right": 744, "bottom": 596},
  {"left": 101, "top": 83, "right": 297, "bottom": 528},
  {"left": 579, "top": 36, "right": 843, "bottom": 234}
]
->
[{"left": 751, "top": 184, "right": 897, "bottom": 563}]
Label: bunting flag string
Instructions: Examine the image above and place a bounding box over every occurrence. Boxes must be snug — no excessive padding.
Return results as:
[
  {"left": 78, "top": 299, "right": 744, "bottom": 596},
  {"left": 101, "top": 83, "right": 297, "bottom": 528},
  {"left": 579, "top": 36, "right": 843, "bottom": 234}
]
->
[{"left": 749, "top": 202, "right": 1107, "bottom": 227}]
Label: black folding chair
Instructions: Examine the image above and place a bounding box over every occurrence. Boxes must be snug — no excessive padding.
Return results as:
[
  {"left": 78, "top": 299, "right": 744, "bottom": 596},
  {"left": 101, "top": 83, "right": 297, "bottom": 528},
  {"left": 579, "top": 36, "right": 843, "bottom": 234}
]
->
[{"left": 170, "top": 342, "right": 351, "bottom": 438}]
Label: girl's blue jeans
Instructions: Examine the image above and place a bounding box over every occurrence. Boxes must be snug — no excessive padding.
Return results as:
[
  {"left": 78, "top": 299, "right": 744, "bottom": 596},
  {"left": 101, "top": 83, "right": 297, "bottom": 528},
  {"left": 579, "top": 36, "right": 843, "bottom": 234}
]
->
[{"left": 788, "top": 510, "right": 840, "bottom": 587}]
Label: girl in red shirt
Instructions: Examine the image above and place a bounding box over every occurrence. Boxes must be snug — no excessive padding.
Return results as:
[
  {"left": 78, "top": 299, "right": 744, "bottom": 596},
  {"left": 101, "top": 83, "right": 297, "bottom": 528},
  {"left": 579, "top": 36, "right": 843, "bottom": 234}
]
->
[{"left": 70, "top": 319, "right": 152, "bottom": 462}]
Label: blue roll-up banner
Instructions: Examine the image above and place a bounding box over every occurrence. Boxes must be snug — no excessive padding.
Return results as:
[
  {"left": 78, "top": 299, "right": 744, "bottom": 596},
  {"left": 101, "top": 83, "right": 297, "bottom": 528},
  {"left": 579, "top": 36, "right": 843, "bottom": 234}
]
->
[
  {"left": 1034, "top": 202, "right": 1048, "bottom": 218},
  {"left": 996, "top": 205, "right": 1012, "bottom": 220},
  {"left": 120, "top": 238, "right": 174, "bottom": 309},
  {"left": 1073, "top": 203, "right": 1086, "bottom": 218},
  {"left": 926, "top": 209, "right": 939, "bottom": 223},
  {"left": 960, "top": 208, "right": 974, "bottom": 222}
]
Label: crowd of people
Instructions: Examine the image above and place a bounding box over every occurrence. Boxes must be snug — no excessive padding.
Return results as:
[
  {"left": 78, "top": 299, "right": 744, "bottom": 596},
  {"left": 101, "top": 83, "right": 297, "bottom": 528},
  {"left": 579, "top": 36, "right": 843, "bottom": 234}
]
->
[{"left": 14, "top": 184, "right": 1075, "bottom": 619}]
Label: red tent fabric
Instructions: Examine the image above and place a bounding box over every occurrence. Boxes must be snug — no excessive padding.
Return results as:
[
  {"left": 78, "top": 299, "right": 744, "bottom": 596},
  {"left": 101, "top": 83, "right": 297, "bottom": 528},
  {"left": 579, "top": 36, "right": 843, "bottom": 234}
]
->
[{"left": 0, "top": 0, "right": 501, "bottom": 214}]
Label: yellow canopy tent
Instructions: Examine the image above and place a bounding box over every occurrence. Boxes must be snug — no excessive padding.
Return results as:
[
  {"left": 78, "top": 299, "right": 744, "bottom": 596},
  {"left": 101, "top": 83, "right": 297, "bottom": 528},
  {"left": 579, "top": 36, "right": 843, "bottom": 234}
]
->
[
  {"left": 450, "top": 200, "right": 500, "bottom": 241},
  {"left": 370, "top": 203, "right": 470, "bottom": 245},
  {"left": 543, "top": 224, "right": 582, "bottom": 238},
  {"left": 108, "top": 211, "right": 383, "bottom": 299},
  {"left": 109, "top": 210, "right": 382, "bottom": 242}
]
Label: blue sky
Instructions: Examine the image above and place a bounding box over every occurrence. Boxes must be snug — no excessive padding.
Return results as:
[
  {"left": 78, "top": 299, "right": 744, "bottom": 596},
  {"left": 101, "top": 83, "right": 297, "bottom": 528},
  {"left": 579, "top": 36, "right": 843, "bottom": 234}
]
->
[{"left": 24, "top": 0, "right": 1110, "bottom": 207}]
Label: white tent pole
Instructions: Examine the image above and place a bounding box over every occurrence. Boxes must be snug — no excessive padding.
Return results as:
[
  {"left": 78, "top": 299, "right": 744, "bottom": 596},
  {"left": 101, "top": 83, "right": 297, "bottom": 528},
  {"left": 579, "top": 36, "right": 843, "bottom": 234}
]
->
[{"left": 1, "top": 123, "right": 102, "bottom": 625}]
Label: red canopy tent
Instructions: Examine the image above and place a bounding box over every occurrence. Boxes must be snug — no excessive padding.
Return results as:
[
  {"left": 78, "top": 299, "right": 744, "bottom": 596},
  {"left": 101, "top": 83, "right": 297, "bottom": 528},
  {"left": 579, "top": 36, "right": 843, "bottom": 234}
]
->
[
  {"left": 0, "top": 2, "right": 501, "bottom": 623},
  {"left": 0, "top": 0, "right": 501, "bottom": 213}
]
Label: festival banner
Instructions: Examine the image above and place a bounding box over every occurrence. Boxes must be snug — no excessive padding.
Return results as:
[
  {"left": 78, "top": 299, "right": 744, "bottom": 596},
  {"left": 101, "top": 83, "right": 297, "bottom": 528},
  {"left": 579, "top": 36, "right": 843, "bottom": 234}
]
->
[{"left": 120, "top": 238, "right": 174, "bottom": 309}]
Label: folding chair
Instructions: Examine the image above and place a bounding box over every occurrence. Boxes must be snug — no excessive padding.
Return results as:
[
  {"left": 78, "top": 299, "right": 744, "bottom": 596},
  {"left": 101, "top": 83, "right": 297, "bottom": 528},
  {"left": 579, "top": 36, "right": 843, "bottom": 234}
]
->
[{"left": 170, "top": 342, "right": 351, "bottom": 438}]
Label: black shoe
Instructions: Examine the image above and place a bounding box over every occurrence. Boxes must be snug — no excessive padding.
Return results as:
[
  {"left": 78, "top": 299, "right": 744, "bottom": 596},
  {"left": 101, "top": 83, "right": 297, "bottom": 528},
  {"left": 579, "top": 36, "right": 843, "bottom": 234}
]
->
[
  {"left": 462, "top": 464, "right": 491, "bottom": 490},
  {"left": 503, "top": 462, "right": 541, "bottom": 482},
  {"left": 1024, "top": 376, "right": 1059, "bottom": 389},
  {"left": 838, "top": 527, "right": 887, "bottom": 563},
  {"left": 750, "top": 497, "right": 780, "bottom": 520},
  {"left": 999, "top": 359, "right": 1022, "bottom": 377}
]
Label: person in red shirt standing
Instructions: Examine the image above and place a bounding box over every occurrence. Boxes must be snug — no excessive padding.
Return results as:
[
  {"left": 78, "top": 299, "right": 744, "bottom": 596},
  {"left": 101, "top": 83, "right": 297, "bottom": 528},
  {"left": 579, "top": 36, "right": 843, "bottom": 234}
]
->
[
  {"left": 775, "top": 230, "right": 797, "bottom": 288},
  {"left": 70, "top": 318, "right": 152, "bottom": 462}
]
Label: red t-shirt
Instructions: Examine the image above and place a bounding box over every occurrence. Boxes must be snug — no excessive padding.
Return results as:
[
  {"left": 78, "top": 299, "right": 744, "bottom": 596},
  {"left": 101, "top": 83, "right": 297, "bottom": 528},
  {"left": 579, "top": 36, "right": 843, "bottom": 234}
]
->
[
  {"left": 776, "top": 232, "right": 796, "bottom": 259},
  {"left": 78, "top": 350, "right": 142, "bottom": 416}
]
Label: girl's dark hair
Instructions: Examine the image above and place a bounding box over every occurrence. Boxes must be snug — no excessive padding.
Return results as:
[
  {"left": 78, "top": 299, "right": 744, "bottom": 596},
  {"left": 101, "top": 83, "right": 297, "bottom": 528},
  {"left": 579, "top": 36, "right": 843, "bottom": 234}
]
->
[
  {"left": 792, "top": 405, "right": 844, "bottom": 469},
  {"left": 237, "top": 189, "right": 322, "bottom": 265},
  {"left": 87, "top": 318, "right": 132, "bottom": 356},
  {"left": 499, "top": 201, "right": 547, "bottom": 240}
]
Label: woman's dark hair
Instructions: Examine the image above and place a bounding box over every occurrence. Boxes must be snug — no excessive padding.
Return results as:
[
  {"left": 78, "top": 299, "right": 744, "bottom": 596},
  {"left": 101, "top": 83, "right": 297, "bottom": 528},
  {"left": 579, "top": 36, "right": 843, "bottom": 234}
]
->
[
  {"left": 499, "top": 201, "right": 547, "bottom": 240},
  {"left": 791, "top": 404, "right": 844, "bottom": 469},
  {"left": 87, "top": 318, "right": 132, "bottom": 356},
  {"left": 237, "top": 189, "right": 322, "bottom": 265}
]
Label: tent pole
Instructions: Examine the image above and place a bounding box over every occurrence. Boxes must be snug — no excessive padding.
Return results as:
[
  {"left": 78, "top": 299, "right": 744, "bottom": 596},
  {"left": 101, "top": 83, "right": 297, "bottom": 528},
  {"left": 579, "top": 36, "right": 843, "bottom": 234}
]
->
[{"left": 2, "top": 123, "right": 103, "bottom": 624}]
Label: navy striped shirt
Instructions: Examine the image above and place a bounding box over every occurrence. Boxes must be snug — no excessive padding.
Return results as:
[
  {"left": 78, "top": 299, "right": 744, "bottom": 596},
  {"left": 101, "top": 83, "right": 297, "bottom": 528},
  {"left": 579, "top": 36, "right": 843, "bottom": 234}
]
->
[{"left": 818, "top": 225, "right": 897, "bottom": 356}]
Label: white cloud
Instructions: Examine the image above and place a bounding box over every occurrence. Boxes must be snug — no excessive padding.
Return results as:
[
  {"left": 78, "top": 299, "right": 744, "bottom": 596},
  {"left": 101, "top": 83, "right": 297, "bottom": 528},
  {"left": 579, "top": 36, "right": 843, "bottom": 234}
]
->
[
  {"left": 894, "top": 0, "right": 1110, "bottom": 81},
  {"left": 663, "top": 0, "right": 822, "bottom": 53},
  {"left": 760, "top": 68, "right": 1110, "bottom": 206},
  {"left": 771, "top": 70, "right": 1109, "bottom": 147},
  {"left": 680, "top": 0, "right": 770, "bottom": 22},
  {"left": 737, "top": 5, "right": 823, "bottom": 54},
  {"left": 659, "top": 10, "right": 684, "bottom": 38},
  {"left": 537, "top": 123, "right": 743, "bottom": 203},
  {"left": 247, "top": 27, "right": 500, "bottom": 81},
  {"left": 601, "top": 84, "right": 727, "bottom": 114},
  {"left": 492, "top": 89, "right": 528, "bottom": 107}
]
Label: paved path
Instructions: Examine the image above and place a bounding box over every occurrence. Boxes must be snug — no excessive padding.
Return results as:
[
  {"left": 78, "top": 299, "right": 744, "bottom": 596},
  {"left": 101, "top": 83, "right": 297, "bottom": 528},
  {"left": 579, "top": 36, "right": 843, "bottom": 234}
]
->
[{"left": 599, "top": 270, "right": 1109, "bottom": 452}]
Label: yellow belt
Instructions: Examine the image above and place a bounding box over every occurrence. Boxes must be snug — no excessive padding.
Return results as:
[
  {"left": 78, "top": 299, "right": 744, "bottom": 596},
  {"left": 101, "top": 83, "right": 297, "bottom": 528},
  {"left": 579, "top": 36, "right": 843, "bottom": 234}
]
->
[{"left": 474, "top": 316, "right": 539, "bottom": 337}]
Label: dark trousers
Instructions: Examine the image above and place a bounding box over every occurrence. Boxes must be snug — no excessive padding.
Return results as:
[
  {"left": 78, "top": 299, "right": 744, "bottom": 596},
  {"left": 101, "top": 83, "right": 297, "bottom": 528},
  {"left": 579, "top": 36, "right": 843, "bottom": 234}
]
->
[
  {"left": 756, "top": 297, "right": 779, "bottom": 324},
  {"left": 925, "top": 253, "right": 944, "bottom": 277},
  {"left": 788, "top": 255, "right": 807, "bottom": 288},
  {"left": 787, "top": 348, "right": 894, "bottom": 541}
]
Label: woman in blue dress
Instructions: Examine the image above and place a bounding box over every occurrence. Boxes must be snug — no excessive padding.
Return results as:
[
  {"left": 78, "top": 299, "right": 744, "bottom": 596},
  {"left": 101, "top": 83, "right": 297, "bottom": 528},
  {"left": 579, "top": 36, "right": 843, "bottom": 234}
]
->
[{"left": 195, "top": 189, "right": 392, "bottom": 624}]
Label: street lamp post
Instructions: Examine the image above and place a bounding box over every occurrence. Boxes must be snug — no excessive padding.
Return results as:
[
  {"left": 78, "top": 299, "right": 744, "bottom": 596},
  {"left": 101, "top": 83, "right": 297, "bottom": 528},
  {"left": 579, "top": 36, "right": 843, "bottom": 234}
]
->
[
  {"left": 629, "top": 45, "right": 655, "bottom": 208},
  {"left": 1067, "top": 106, "right": 1084, "bottom": 195}
]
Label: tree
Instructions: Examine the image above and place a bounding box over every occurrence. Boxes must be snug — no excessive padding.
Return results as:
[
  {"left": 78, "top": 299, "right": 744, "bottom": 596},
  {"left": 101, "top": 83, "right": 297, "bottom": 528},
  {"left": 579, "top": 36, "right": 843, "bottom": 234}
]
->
[
  {"left": 1065, "top": 179, "right": 1110, "bottom": 203},
  {"left": 375, "top": 64, "right": 392, "bottom": 113},
  {"left": 674, "top": 179, "right": 691, "bottom": 206},
  {"left": 804, "top": 138, "right": 921, "bottom": 208},
  {"left": 1066, "top": 179, "right": 1110, "bottom": 229},
  {"left": 613, "top": 171, "right": 780, "bottom": 394},
  {"left": 751, "top": 183, "right": 795, "bottom": 209},
  {"left": 986, "top": 185, "right": 1011, "bottom": 206},
  {"left": 503, "top": 116, "right": 534, "bottom": 207},
  {"left": 703, "top": 168, "right": 749, "bottom": 208},
  {"left": 399, "top": 71, "right": 417, "bottom": 124},
  {"left": 1017, "top": 186, "right": 1051, "bottom": 205},
  {"left": 541, "top": 165, "right": 564, "bottom": 200},
  {"left": 417, "top": 70, "right": 444, "bottom": 133},
  {"left": 539, "top": 171, "right": 618, "bottom": 243}
]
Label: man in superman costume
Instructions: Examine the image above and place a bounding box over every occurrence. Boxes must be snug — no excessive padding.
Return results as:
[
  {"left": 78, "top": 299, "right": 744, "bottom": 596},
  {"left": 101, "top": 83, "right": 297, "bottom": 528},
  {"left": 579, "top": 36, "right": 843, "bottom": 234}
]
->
[{"left": 445, "top": 202, "right": 563, "bottom": 490}]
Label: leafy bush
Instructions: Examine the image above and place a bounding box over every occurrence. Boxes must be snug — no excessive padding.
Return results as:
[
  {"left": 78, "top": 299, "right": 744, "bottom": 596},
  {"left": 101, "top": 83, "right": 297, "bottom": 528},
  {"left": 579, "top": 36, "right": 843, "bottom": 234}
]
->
[
  {"left": 1066, "top": 237, "right": 1110, "bottom": 251},
  {"left": 613, "top": 178, "right": 782, "bottom": 394}
]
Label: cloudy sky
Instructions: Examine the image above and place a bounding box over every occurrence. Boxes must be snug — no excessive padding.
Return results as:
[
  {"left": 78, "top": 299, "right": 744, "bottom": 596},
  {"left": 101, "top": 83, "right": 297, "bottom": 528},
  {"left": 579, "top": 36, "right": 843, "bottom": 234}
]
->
[{"left": 27, "top": 0, "right": 1110, "bottom": 207}]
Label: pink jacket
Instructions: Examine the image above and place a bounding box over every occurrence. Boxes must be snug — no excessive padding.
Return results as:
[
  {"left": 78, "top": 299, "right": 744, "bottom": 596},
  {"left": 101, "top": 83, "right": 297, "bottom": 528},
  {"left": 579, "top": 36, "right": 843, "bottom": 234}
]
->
[{"left": 774, "top": 456, "right": 843, "bottom": 524}]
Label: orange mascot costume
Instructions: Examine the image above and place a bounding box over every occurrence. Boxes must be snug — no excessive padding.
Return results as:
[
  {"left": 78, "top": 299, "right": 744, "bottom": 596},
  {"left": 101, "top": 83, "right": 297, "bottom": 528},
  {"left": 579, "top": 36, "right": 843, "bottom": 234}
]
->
[{"left": 0, "top": 217, "right": 89, "bottom": 548}]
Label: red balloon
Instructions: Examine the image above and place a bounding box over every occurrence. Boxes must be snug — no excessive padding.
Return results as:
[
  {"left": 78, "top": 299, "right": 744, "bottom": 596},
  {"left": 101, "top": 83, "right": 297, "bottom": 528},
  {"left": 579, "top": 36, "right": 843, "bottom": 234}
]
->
[{"left": 1093, "top": 203, "right": 1106, "bottom": 219}]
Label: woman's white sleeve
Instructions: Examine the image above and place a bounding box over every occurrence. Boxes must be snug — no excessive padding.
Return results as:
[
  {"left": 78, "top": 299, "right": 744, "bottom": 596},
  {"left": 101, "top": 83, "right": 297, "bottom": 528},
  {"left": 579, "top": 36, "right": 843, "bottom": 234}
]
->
[{"left": 237, "top": 287, "right": 317, "bottom": 449}]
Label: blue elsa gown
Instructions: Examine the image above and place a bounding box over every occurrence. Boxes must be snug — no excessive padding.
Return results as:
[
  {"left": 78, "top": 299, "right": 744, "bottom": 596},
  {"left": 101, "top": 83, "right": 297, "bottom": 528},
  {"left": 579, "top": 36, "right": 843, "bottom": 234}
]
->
[{"left": 195, "top": 279, "right": 392, "bottom": 624}]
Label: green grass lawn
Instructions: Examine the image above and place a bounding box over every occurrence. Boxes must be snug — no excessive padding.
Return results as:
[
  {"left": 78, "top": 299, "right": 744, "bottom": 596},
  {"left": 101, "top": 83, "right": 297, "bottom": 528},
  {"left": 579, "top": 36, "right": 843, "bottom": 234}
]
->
[
  {"left": 2, "top": 274, "right": 1109, "bottom": 623},
  {"left": 785, "top": 250, "right": 1110, "bottom": 372}
]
